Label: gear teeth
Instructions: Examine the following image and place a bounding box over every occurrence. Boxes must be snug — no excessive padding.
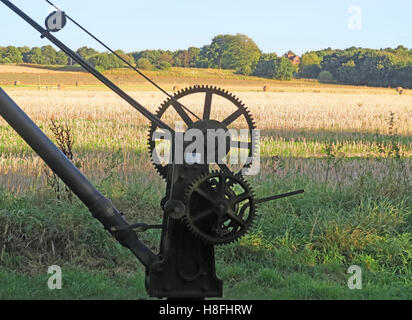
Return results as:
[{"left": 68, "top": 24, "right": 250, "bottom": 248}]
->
[
  {"left": 183, "top": 170, "right": 257, "bottom": 245},
  {"left": 147, "top": 85, "right": 258, "bottom": 179}
]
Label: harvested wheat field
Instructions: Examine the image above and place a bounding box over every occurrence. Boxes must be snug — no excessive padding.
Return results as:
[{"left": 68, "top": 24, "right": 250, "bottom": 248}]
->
[
  {"left": 0, "top": 65, "right": 80, "bottom": 74},
  {"left": 0, "top": 84, "right": 411, "bottom": 299}
]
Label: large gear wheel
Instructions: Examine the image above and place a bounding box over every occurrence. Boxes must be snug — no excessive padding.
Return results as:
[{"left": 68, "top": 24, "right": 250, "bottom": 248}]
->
[
  {"left": 147, "top": 85, "right": 257, "bottom": 179},
  {"left": 184, "top": 170, "right": 256, "bottom": 245}
]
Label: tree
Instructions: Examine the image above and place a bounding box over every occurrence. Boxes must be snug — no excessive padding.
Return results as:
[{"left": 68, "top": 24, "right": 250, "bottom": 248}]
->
[
  {"left": 319, "top": 48, "right": 410, "bottom": 87},
  {"left": 158, "top": 61, "right": 172, "bottom": 70},
  {"left": 299, "top": 51, "right": 321, "bottom": 78},
  {"left": 0, "top": 47, "right": 5, "bottom": 63},
  {"left": 199, "top": 34, "right": 261, "bottom": 73},
  {"left": 41, "top": 45, "right": 57, "bottom": 64},
  {"left": 356, "top": 52, "right": 395, "bottom": 87},
  {"left": 199, "top": 34, "right": 234, "bottom": 68},
  {"left": 132, "top": 50, "right": 161, "bottom": 65},
  {"left": 318, "top": 70, "right": 334, "bottom": 82},
  {"left": 55, "top": 51, "right": 68, "bottom": 65},
  {"left": 114, "top": 50, "right": 135, "bottom": 66},
  {"left": 187, "top": 47, "right": 200, "bottom": 67},
  {"left": 77, "top": 46, "right": 99, "bottom": 59},
  {"left": 392, "top": 66, "right": 412, "bottom": 88},
  {"left": 1, "top": 46, "right": 23, "bottom": 63},
  {"left": 137, "top": 58, "right": 153, "bottom": 70},
  {"left": 173, "top": 47, "right": 199, "bottom": 68},
  {"left": 253, "top": 56, "right": 294, "bottom": 80},
  {"left": 87, "top": 53, "right": 110, "bottom": 70},
  {"left": 253, "top": 54, "right": 278, "bottom": 78},
  {"left": 301, "top": 52, "right": 321, "bottom": 66},
  {"left": 173, "top": 50, "right": 187, "bottom": 67},
  {"left": 300, "top": 64, "right": 321, "bottom": 78},
  {"left": 18, "top": 46, "right": 30, "bottom": 56},
  {"left": 2, "top": 41, "right": 409, "bottom": 88},
  {"left": 87, "top": 53, "right": 124, "bottom": 70},
  {"left": 237, "top": 65, "right": 252, "bottom": 76},
  {"left": 24, "top": 47, "right": 46, "bottom": 64},
  {"left": 222, "top": 34, "right": 261, "bottom": 74},
  {"left": 273, "top": 57, "right": 295, "bottom": 80},
  {"left": 336, "top": 59, "right": 358, "bottom": 84},
  {"left": 284, "top": 50, "right": 297, "bottom": 58},
  {"left": 158, "top": 51, "right": 174, "bottom": 65}
]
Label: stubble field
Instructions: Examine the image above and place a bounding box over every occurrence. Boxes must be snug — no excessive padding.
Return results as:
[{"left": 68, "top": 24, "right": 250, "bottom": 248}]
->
[{"left": 0, "top": 80, "right": 411, "bottom": 299}]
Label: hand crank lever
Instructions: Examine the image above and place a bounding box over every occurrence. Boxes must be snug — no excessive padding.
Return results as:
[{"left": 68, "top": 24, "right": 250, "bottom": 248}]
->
[{"left": 256, "top": 189, "right": 304, "bottom": 204}]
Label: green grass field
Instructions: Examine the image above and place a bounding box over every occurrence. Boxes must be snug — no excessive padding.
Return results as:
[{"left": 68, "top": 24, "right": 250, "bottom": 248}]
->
[
  {"left": 0, "top": 167, "right": 410, "bottom": 299},
  {"left": 0, "top": 67, "right": 411, "bottom": 300}
]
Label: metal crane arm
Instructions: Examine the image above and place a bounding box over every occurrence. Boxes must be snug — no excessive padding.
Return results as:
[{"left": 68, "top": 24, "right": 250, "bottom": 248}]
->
[
  {"left": 0, "top": 0, "right": 174, "bottom": 133},
  {"left": 0, "top": 88, "right": 159, "bottom": 267}
]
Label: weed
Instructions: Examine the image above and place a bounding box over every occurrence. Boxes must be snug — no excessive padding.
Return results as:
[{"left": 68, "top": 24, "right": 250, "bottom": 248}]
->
[{"left": 45, "top": 120, "right": 76, "bottom": 202}]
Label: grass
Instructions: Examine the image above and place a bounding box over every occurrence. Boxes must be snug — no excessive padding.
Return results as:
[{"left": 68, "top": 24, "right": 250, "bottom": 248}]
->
[
  {"left": 0, "top": 168, "right": 410, "bottom": 299},
  {"left": 0, "top": 267, "right": 147, "bottom": 300},
  {"left": 0, "top": 81, "right": 411, "bottom": 299}
]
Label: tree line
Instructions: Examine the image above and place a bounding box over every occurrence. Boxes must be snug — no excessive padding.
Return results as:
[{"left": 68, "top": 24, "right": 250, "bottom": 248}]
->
[
  {"left": 0, "top": 45, "right": 68, "bottom": 65},
  {"left": 299, "top": 45, "right": 412, "bottom": 88},
  {"left": 0, "top": 35, "right": 410, "bottom": 88}
]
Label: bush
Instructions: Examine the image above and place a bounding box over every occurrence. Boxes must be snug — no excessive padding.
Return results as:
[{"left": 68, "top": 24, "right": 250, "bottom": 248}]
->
[
  {"left": 87, "top": 53, "right": 123, "bottom": 71},
  {"left": 137, "top": 58, "right": 153, "bottom": 70},
  {"left": 318, "top": 70, "right": 334, "bottom": 83},
  {"left": 300, "top": 64, "right": 321, "bottom": 79},
  {"left": 253, "top": 56, "right": 294, "bottom": 80},
  {"left": 237, "top": 65, "right": 252, "bottom": 76},
  {"left": 158, "top": 61, "right": 172, "bottom": 70}
]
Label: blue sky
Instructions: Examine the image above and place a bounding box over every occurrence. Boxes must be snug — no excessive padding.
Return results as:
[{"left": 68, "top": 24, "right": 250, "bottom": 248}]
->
[{"left": 0, "top": 0, "right": 411, "bottom": 55}]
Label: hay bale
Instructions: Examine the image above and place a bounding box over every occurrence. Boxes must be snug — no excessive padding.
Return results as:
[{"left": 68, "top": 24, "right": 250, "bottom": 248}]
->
[
  {"left": 14, "top": 81, "right": 21, "bottom": 86},
  {"left": 173, "top": 85, "right": 181, "bottom": 92},
  {"left": 263, "top": 85, "right": 269, "bottom": 92}
]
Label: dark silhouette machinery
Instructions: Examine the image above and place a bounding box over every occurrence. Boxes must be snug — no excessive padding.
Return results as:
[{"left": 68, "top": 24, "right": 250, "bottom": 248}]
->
[{"left": 0, "top": 0, "right": 303, "bottom": 298}]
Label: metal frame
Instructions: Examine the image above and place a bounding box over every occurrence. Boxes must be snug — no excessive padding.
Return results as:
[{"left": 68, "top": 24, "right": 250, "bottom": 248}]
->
[{"left": 0, "top": 0, "right": 304, "bottom": 298}]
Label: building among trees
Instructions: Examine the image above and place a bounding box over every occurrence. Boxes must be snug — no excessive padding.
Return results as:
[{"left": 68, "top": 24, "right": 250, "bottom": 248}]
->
[{"left": 286, "top": 52, "right": 301, "bottom": 65}]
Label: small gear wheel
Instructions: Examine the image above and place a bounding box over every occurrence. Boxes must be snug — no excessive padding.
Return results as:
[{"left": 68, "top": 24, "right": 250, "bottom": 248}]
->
[
  {"left": 184, "top": 170, "right": 256, "bottom": 245},
  {"left": 147, "top": 85, "right": 258, "bottom": 180}
]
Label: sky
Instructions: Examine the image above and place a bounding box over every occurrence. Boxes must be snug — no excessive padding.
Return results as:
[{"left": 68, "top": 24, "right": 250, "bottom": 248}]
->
[{"left": 0, "top": 0, "right": 411, "bottom": 55}]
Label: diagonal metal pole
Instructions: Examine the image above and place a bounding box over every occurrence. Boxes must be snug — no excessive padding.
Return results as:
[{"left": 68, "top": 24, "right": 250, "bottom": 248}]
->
[
  {"left": 0, "top": 88, "right": 159, "bottom": 267},
  {"left": 44, "top": 0, "right": 201, "bottom": 121},
  {"left": 0, "top": 0, "right": 174, "bottom": 133}
]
